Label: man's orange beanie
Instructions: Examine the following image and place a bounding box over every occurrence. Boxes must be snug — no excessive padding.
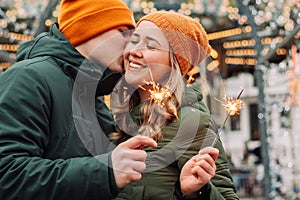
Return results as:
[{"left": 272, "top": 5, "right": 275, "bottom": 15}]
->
[
  {"left": 137, "top": 11, "right": 211, "bottom": 76},
  {"left": 58, "top": 0, "right": 135, "bottom": 47}
]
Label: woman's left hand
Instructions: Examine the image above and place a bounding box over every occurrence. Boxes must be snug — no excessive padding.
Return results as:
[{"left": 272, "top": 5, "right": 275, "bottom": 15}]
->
[{"left": 179, "top": 147, "right": 219, "bottom": 197}]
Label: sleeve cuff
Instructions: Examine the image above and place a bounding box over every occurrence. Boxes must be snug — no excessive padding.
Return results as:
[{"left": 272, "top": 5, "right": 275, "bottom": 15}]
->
[
  {"left": 108, "top": 152, "right": 121, "bottom": 198},
  {"left": 174, "top": 179, "right": 211, "bottom": 200}
]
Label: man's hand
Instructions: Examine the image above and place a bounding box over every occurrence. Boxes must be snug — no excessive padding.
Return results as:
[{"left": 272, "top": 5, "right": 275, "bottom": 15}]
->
[
  {"left": 180, "top": 147, "right": 219, "bottom": 197},
  {"left": 111, "top": 135, "right": 157, "bottom": 188}
]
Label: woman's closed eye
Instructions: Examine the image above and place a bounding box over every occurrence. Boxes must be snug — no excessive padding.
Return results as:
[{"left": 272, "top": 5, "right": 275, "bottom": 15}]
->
[
  {"left": 146, "top": 43, "right": 157, "bottom": 49},
  {"left": 130, "top": 39, "right": 139, "bottom": 44},
  {"left": 129, "top": 39, "right": 157, "bottom": 50}
]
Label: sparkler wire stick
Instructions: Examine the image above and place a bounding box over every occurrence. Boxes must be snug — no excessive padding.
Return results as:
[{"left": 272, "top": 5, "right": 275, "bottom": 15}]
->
[
  {"left": 148, "top": 67, "right": 154, "bottom": 82},
  {"left": 201, "top": 88, "right": 245, "bottom": 148}
]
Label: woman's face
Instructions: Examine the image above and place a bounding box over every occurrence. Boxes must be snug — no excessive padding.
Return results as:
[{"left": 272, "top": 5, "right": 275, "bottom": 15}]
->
[{"left": 123, "top": 20, "right": 171, "bottom": 88}]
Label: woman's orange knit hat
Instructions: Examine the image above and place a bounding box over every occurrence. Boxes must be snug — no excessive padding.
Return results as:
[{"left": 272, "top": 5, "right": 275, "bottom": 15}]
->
[
  {"left": 58, "top": 0, "right": 135, "bottom": 47},
  {"left": 137, "top": 11, "right": 211, "bottom": 76}
]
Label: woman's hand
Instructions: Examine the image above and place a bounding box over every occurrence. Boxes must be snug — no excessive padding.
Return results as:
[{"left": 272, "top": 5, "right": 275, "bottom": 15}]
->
[
  {"left": 111, "top": 135, "right": 157, "bottom": 188},
  {"left": 180, "top": 147, "right": 219, "bottom": 197}
]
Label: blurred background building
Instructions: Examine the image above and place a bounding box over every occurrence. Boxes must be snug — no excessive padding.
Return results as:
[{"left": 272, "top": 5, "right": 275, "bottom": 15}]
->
[{"left": 0, "top": 0, "right": 299, "bottom": 199}]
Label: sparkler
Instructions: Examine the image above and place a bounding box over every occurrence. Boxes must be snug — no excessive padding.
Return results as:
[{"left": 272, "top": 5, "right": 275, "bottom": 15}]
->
[
  {"left": 139, "top": 81, "right": 173, "bottom": 106},
  {"left": 138, "top": 67, "right": 178, "bottom": 121},
  {"left": 216, "top": 88, "right": 245, "bottom": 132},
  {"left": 202, "top": 88, "right": 245, "bottom": 147}
]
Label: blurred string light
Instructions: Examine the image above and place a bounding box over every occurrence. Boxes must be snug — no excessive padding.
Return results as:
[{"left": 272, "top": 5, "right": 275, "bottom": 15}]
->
[
  {"left": 225, "top": 0, "right": 299, "bottom": 66},
  {"left": 128, "top": 0, "right": 229, "bottom": 28},
  {"left": 246, "top": 0, "right": 300, "bottom": 31},
  {"left": 127, "top": 0, "right": 299, "bottom": 35},
  {"left": 0, "top": 0, "right": 59, "bottom": 69},
  {"left": 243, "top": 0, "right": 300, "bottom": 58},
  {"left": 263, "top": 59, "right": 300, "bottom": 199},
  {"left": 0, "top": 0, "right": 50, "bottom": 35},
  {"left": 0, "top": 0, "right": 60, "bottom": 38},
  {"left": 286, "top": 44, "right": 300, "bottom": 106}
]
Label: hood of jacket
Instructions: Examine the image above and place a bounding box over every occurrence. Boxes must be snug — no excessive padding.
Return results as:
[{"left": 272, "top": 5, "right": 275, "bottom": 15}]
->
[
  {"left": 181, "top": 79, "right": 210, "bottom": 114},
  {"left": 16, "top": 23, "right": 121, "bottom": 96}
]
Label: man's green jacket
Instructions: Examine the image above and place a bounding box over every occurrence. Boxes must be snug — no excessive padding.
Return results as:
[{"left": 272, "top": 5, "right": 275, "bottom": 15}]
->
[{"left": 0, "top": 23, "right": 121, "bottom": 200}]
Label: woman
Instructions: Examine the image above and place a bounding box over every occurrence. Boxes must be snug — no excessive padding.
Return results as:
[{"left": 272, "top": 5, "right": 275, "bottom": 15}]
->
[{"left": 109, "top": 11, "right": 239, "bottom": 200}]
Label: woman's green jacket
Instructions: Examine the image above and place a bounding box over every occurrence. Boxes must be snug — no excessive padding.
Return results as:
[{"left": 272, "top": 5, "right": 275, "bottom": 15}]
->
[{"left": 112, "top": 83, "right": 239, "bottom": 200}]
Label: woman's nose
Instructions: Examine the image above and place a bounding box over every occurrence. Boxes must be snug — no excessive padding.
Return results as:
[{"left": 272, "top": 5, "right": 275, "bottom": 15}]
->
[{"left": 129, "top": 44, "right": 143, "bottom": 57}]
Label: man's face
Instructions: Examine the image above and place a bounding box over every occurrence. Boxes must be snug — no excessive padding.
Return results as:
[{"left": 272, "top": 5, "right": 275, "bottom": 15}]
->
[{"left": 88, "top": 26, "right": 133, "bottom": 73}]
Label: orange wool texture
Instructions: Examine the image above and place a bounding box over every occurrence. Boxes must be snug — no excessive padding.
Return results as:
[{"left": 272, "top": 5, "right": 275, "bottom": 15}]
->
[{"left": 58, "top": 0, "right": 135, "bottom": 46}]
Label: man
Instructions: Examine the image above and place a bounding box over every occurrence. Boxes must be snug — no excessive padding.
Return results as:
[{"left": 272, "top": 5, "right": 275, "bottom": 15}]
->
[{"left": 0, "top": 1, "right": 156, "bottom": 199}]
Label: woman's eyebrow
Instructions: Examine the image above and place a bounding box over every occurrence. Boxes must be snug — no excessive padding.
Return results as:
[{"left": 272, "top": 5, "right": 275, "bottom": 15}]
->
[
  {"left": 131, "top": 32, "right": 161, "bottom": 46},
  {"left": 145, "top": 36, "right": 161, "bottom": 46}
]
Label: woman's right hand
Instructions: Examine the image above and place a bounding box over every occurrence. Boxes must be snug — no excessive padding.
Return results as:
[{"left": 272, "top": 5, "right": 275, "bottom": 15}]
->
[{"left": 111, "top": 135, "right": 157, "bottom": 188}]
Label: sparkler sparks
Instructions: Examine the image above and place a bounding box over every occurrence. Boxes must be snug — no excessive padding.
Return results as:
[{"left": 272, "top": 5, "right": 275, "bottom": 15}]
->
[
  {"left": 139, "top": 81, "right": 173, "bottom": 106},
  {"left": 139, "top": 67, "right": 173, "bottom": 106},
  {"left": 216, "top": 88, "right": 245, "bottom": 131},
  {"left": 223, "top": 97, "right": 244, "bottom": 116},
  {"left": 138, "top": 67, "right": 177, "bottom": 119}
]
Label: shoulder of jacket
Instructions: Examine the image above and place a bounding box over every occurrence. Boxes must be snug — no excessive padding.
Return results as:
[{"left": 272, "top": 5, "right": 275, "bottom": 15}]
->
[
  {"left": 180, "top": 106, "right": 202, "bottom": 118},
  {"left": 14, "top": 57, "right": 61, "bottom": 73}
]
